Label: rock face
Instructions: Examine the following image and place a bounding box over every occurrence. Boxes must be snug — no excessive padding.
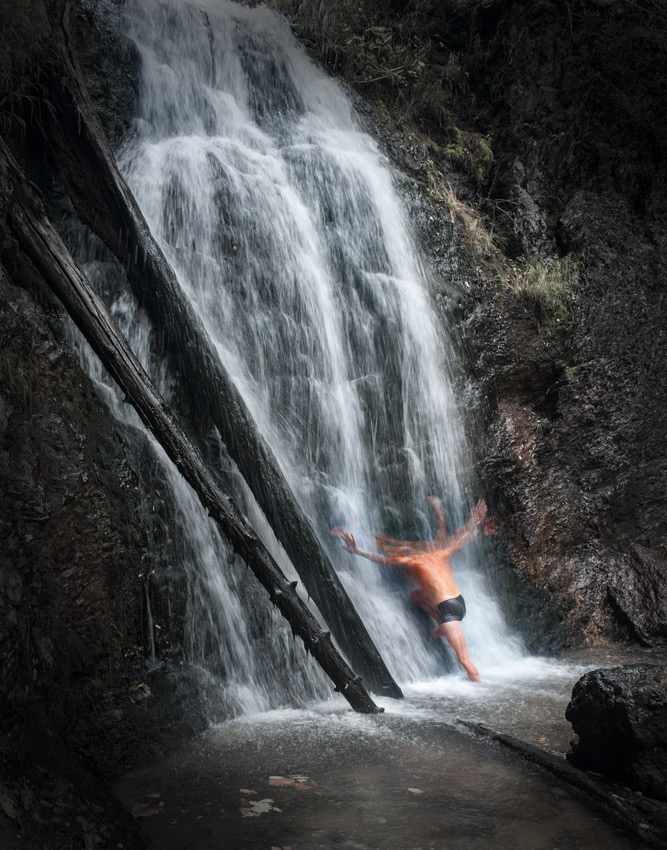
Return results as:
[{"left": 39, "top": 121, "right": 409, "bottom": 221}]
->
[
  {"left": 566, "top": 665, "right": 667, "bottom": 802},
  {"left": 454, "top": 4, "right": 667, "bottom": 648},
  {"left": 0, "top": 3, "right": 152, "bottom": 846},
  {"left": 0, "top": 0, "right": 147, "bottom": 716}
]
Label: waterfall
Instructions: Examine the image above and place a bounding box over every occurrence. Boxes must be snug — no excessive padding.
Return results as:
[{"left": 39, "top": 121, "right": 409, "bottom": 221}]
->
[{"left": 80, "top": 0, "right": 523, "bottom": 714}]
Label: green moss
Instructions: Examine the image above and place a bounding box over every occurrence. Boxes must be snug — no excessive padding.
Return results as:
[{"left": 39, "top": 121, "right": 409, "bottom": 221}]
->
[{"left": 443, "top": 126, "right": 494, "bottom": 185}]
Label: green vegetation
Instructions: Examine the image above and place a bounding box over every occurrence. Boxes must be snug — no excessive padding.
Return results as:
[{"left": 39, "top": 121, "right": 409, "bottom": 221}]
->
[
  {"left": 427, "top": 168, "right": 500, "bottom": 265},
  {"left": 503, "top": 255, "right": 580, "bottom": 322},
  {"left": 336, "top": 25, "right": 427, "bottom": 88},
  {"left": 273, "top": 0, "right": 475, "bottom": 130},
  {"left": 272, "top": 0, "right": 505, "bottom": 268},
  {"left": 442, "top": 126, "right": 494, "bottom": 185}
]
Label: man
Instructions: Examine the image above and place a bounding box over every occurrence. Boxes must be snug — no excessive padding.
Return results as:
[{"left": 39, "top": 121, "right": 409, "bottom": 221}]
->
[{"left": 333, "top": 498, "right": 493, "bottom": 683}]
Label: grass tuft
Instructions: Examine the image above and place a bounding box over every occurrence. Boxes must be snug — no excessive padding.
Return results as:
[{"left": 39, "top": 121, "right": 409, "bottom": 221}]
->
[{"left": 503, "top": 255, "right": 580, "bottom": 320}]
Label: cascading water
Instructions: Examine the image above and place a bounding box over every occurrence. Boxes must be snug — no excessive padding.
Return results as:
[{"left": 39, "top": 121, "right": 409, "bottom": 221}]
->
[{"left": 78, "top": 0, "right": 525, "bottom": 715}]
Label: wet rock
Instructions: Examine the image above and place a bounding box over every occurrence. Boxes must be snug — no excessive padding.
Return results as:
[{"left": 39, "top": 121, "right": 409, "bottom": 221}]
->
[
  {"left": 72, "top": 0, "right": 141, "bottom": 148},
  {"left": 607, "top": 546, "right": 667, "bottom": 646},
  {"left": 1, "top": 55, "right": 148, "bottom": 837},
  {"left": 566, "top": 665, "right": 667, "bottom": 802},
  {"left": 457, "top": 14, "right": 667, "bottom": 647}
]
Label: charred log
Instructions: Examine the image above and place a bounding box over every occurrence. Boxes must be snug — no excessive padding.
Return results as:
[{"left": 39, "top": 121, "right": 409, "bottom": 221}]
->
[{"left": 458, "top": 719, "right": 667, "bottom": 849}]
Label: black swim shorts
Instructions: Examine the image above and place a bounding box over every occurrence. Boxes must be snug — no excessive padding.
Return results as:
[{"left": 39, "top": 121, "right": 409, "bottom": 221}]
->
[{"left": 437, "top": 595, "right": 467, "bottom": 623}]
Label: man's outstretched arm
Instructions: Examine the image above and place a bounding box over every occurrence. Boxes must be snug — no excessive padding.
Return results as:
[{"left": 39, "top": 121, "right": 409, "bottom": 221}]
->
[
  {"left": 338, "top": 530, "right": 391, "bottom": 565},
  {"left": 442, "top": 500, "right": 488, "bottom": 556},
  {"left": 427, "top": 495, "right": 449, "bottom": 545}
]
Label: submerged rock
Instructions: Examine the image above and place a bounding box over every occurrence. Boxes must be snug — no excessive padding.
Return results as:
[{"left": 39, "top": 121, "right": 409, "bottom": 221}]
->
[{"left": 566, "top": 665, "right": 667, "bottom": 802}]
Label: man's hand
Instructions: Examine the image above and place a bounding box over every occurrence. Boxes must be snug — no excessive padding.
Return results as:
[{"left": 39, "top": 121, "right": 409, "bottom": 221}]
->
[
  {"left": 341, "top": 530, "right": 360, "bottom": 555},
  {"left": 483, "top": 515, "right": 498, "bottom": 536},
  {"left": 470, "top": 499, "right": 488, "bottom": 526}
]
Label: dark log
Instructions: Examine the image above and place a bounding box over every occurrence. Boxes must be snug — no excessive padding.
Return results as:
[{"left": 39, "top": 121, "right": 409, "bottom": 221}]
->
[
  {"left": 33, "top": 2, "right": 402, "bottom": 699},
  {"left": 457, "top": 719, "right": 667, "bottom": 849},
  {"left": 3, "top": 141, "right": 383, "bottom": 715}
]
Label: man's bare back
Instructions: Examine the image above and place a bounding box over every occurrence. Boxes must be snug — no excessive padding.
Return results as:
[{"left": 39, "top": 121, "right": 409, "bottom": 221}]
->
[{"left": 391, "top": 550, "right": 459, "bottom": 605}]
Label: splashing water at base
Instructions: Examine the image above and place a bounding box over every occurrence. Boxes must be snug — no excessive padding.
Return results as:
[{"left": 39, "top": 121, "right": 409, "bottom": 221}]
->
[{"left": 114, "top": 652, "right": 649, "bottom": 850}]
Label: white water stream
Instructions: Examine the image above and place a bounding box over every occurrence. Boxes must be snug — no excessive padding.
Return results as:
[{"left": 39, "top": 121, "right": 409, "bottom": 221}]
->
[{"left": 75, "top": 0, "right": 535, "bottom": 718}]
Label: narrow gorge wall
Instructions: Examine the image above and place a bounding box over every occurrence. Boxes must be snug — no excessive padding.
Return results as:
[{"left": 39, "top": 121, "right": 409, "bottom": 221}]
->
[{"left": 459, "top": 1, "right": 667, "bottom": 647}]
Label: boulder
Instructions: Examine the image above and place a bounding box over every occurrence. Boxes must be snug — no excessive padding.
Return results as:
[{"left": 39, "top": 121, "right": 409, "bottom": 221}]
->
[{"left": 566, "top": 665, "right": 667, "bottom": 801}]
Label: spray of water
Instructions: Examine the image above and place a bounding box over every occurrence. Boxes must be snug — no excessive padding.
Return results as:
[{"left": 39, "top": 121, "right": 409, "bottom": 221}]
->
[{"left": 74, "top": 0, "right": 525, "bottom": 714}]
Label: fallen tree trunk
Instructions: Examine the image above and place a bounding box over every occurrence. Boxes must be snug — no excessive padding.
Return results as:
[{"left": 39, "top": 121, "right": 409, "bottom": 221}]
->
[
  {"left": 4, "top": 140, "right": 383, "bottom": 715},
  {"left": 457, "top": 720, "right": 667, "bottom": 849},
  {"left": 32, "top": 2, "right": 402, "bottom": 699}
]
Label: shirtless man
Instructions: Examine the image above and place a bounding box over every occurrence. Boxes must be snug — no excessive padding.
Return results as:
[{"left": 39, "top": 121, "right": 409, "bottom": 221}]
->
[{"left": 337, "top": 498, "right": 490, "bottom": 683}]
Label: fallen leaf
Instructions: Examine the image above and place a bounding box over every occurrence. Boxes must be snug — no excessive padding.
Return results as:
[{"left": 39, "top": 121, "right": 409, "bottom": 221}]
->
[
  {"left": 240, "top": 799, "right": 280, "bottom": 818},
  {"left": 128, "top": 683, "right": 152, "bottom": 701},
  {"left": 539, "top": 736, "right": 547, "bottom": 742},
  {"left": 268, "top": 775, "right": 313, "bottom": 790}
]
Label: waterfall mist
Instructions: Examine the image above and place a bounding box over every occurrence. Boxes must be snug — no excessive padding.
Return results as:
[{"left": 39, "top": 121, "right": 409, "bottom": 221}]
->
[{"left": 76, "top": 0, "right": 524, "bottom": 717}]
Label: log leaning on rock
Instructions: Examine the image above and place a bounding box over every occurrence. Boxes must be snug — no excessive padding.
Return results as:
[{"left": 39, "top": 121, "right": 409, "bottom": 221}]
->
[
  {"left": 4, "top": 142, "right": 383, "bottom": 715},
  {"left": 34, "top": 3, "right": 402, "bottom": 700},
  {"left": 457, "top": 719, "right": 667, "bottom": 849}
]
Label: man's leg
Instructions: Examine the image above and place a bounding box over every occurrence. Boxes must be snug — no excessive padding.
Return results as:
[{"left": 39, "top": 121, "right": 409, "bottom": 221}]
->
[{"left": 432, "top": 620, "right": 481, "bottom": 683}]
